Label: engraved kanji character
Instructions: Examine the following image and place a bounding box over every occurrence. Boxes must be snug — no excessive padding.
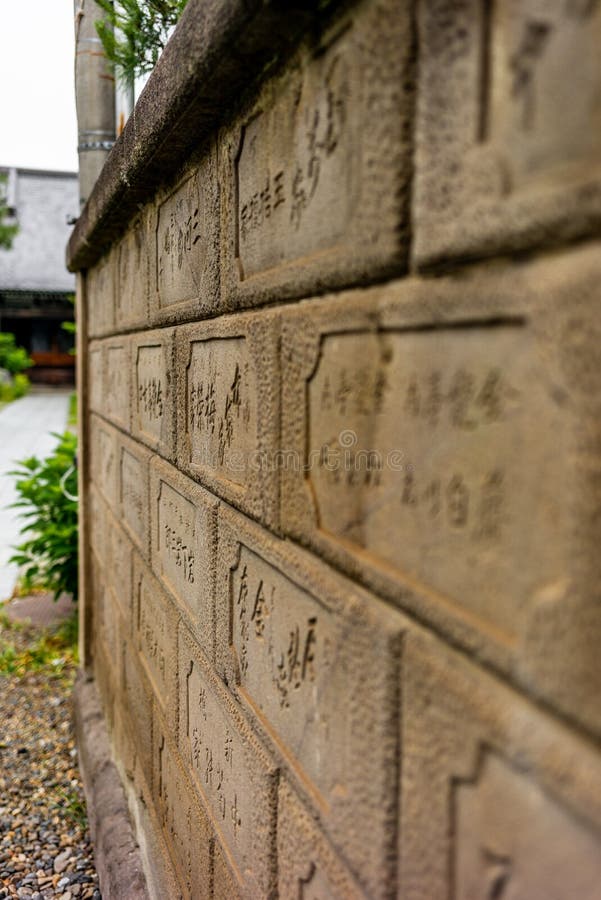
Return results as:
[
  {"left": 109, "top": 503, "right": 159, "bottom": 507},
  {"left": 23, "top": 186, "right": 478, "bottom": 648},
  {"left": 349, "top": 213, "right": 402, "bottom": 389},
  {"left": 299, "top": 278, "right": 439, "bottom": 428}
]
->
[
  {"left": 447, "top": 474, "right": 469, "bottom": 527},
  {"left": 302, "top": 617, "right": 317, "bottom": 682},
  {"left": 448, "top": 369, "right": 476, "bottom": 429},
  {"left": 405, "top": 374, "right": 420, "bottom": 418},
  {"left": 477, "top": 369, "right": 503, "bottom": 422},
  {"left": 290, "top": 164, "right": 308, "bottom": 230},
  {"left": 251, "top": 580, "right": 270, "bottom": 637},
  {"left": 273, "top": 171, "right": 285, "bottom": 209},
  {"left": 224, "top": 731, "right": 233, "bottom": 767}
]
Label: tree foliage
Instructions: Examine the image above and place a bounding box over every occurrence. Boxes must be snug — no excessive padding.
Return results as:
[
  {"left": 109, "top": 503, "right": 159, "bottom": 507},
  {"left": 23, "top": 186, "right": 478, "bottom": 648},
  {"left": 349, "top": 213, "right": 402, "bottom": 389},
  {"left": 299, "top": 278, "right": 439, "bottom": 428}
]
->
[
  {"left": 0, "top": 174, "right": 18, "bottom": 251},
  {"left": 95, "top": 0, "right": 188, "bottom": 83}
]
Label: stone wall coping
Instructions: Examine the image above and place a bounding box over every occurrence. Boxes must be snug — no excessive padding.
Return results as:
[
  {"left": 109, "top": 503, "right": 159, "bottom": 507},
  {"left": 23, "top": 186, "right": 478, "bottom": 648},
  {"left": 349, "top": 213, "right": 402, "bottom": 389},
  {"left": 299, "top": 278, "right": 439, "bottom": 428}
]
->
[{"left": 66, "top": 0, "right": 342, "bottom": 273}]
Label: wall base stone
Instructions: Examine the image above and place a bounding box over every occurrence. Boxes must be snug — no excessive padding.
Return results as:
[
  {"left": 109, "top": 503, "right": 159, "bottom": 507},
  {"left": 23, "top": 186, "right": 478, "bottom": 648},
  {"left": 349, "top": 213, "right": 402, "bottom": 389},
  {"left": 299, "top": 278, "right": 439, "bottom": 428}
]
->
[{"left": 73, "top": 673, "right": 150, "bottom": 900}]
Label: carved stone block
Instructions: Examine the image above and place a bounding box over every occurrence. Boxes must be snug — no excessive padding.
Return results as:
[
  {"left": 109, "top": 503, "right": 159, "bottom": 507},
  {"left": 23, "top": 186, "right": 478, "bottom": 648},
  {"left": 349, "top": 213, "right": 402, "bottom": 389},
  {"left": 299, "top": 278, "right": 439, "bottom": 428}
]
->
[
  {"left": 178, "top": 624, "right": 278, "bottom": 898},
  {"left": 414, "top": 0, "right": 601, "bottom": 266},
  {"left": 118, "top": 434, "right": 151, "bottom": 559},
  {"left": 103, "top": 337, "right": 131, "bottom": 430},
  {"left": 281, "top": 247, "right": 601, "bottom": 736},
  {"left": 133, "top": 556, "right": 178, "bottom": 726},
  {"left": 131, "top": 328, "right": 176, "bottom": 459},
  {"left": 400, "top": 629, "right": 601, "bottom": 900},
  {"left": 89, "top": 414, "right": 119, "bottom": 512},
  {"left": 116, "top": 211, "right": 150, "bottom": 330},
  {"left": 216, "top": 502, "right": 404, "bottom": 899},
  {"left": 153, "top": 721, "right": 213, "bottom": 899},
  {"left": 277, "top": 781, "right": 365, "bottom": 900},
  {"left": 149, "top": 457, "right": 218, "bottom": 660},
  {"left": 87, "top": 249, "right": 115, "bottom": 338},
  {"left": 220, "top": 0, "right": 413, "bottom": 310},
  {"left": 176, "top": 310, "right": 279, "bottom": 529},
  {"left": 149, "top": 149, "right": 220, "bottom": 326}
]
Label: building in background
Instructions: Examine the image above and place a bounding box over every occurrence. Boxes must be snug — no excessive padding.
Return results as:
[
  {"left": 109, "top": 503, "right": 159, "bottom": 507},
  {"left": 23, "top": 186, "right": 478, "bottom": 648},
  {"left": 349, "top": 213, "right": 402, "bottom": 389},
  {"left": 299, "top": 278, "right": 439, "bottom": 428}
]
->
[{"left": 0, "top": 167, "right": 78, "bottom": 384}]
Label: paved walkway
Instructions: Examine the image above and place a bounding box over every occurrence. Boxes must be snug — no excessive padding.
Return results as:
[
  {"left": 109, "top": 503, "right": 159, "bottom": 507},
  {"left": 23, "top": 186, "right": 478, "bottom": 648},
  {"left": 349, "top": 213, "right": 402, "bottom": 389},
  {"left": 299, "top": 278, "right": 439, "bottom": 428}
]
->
[{"left": 0, "top": 389, "right": 71, "bottom": 601}]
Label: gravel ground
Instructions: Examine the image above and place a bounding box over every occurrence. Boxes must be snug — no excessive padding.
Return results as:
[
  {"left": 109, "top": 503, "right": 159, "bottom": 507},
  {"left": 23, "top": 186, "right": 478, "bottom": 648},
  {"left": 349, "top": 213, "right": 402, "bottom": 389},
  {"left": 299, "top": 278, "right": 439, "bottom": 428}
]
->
[{"left": 0, "top": 616, "right": 100, "bottom": 900}]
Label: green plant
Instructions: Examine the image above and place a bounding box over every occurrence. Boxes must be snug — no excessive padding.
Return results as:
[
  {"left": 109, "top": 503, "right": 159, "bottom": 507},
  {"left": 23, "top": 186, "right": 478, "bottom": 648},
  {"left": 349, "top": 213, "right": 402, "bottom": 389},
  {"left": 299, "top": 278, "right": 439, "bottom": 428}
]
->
[
  {"left": 0, "top": 613, "right": 78, "bottom": 677},
  {"left": 95, "top": 0, "right": 188, "bottom": 83},
  {"left": 51, "top": 786, "right": 87, "bottom": 829},
  {"left": 0, "top": 373, "right": 30, "bottom": 404},
  {"left": 9, "top": 432, "right": 78, "bottom": 601},
  {"left": 0, "top": 173, "right": 18, "bottom": 250},
  {"left": 0, "top": 332, "right": 34, "bottom": 374}
]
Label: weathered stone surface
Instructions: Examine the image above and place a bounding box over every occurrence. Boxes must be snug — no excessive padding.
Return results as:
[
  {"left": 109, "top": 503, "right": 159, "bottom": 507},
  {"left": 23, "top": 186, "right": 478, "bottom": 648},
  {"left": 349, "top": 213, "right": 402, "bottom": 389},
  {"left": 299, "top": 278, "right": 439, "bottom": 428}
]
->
[
  {"left": 75, "top": 0, "right": 601, "bottom": 893},
  {"left": 217, "top": 501, "right": 403, "bottom": 898},
  {"left": 176, "top": 311, "right": 279, "bottom": 528},
  {"left": 116, "top": 212, "right": 150, "bottom": 330},
  {"left": 413, "top": 0, "right": 601, "bottom": 267},
  {"left": 281, "top": 248, "right": 601, "bottom": 736},
  {"left": 178, "top": 624, "right": 278, "bottom": 898},
  {"left": 401, "top": 629, "right": 601, "bottom": 900},
  {"left": 89, "top": 415, "right": 119, "bottom": 511},
  {"left": 103, "top": 337, "right": 131, "bottom": 430},
  {"left": 153, "top": 720, "right": 212, "bottom": 899},
  {"left": 149, "top": 152, "right": 220, "bottom": 326},
  {"left": 212, "top": 843, "right": 243, "bottom": 900},
  {"left": 131, "top": 328, "right": 176, "bottom": 459},
  {"left": 119, "top": 434, "right": 151, "bottom": 559},
  {"left": 88, "top": 342, "right": 104, "bottom": 414},
  {"left": 106, "top": 512, "right": 133, "bottom": 632},
  {"left": 277, "top": 781, "right": 364, "bottom": 900},
  {"left": 221, "top": 0, "right": 412, "bottom": 310},
  {"left": 121, "top": 639, "right": 154, "bottom": 796},
  {"left": 88, "top": 485, "right": 109, "bottom": 569},
  {"left": 87, "top": 250, "right": 115, "bottom": 338},
  {"left": 133, "top": 556, "right": 178, "bottom": 724},
  {"left": 150, "top": 457, "right": 218, "bottom": 660}
]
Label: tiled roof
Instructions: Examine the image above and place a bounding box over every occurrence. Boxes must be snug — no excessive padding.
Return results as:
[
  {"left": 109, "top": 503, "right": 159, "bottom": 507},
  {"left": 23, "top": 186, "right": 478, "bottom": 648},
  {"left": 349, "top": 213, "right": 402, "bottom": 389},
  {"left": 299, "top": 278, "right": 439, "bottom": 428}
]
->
[{"left": 0, "top": 167, "right": 78, "bottom": 293}]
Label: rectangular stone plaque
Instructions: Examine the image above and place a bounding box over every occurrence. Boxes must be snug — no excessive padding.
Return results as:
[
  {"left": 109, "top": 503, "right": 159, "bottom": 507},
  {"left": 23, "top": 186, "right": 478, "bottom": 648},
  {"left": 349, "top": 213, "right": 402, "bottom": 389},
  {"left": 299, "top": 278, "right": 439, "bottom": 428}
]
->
[
  {"left": 151, "top": 152, "right": 219, "bottom": 325},
  {"left": 307, "top": 325, "right": 563, "bottom": 643},
  {"left": 106, "top": 513, "right": 132, "bottom": 631},
  {"left": 155, "top": 726, "right": 212, "bottom": 898},
  {"left": 217, "top": 504, "right": 403, "bottom": 899},
  {"left": 104, "top": 339, "right": 130, "bottom": 430},
  {"left": 89, "top": 415, "right": 119, "bottom": 511},
  {"left": 414, "top": 0, "right": 601, "bottom": 266},
  {"left": 132, "top": 329, "right": 175, "bottom": 459},
  {"left": 150, "top": 458, "right": 217, "bottom": 659},
  {"left": 88, "top": 344, "right": 103, "bottom": 414},
  {"left": 282, "top": 252, "right": 601, "bottom": 737},
  {"left": 134, "top": 557, "right": 177, "bottom": 718},
  {"left": 177, "top": 315, "right": 279, "bottom": 528},
  {"left": 119, "top": 438, "right": 150, "bottom": 557},
  {"left": 401, "top": 630, "right": 601, "bottom": 900},
  {"left": 87, "top": 250, "right": 115, "bottom": 338},
  {"left": 222, "top": 0, "right": 412, "bottom": 308},
  {"left": 116, "top": 213, "right": 149, "bottom": 330},
  {"left": 122, "top": 641, "right": 153, "bottom": 792},
  {"left": 178, "top": 625, "right": 277, "bottom": 897}
]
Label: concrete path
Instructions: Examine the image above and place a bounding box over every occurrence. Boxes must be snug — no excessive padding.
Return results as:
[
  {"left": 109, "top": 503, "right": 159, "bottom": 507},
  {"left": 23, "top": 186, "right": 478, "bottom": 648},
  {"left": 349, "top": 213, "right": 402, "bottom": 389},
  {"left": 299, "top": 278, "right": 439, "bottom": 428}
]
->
[{"left": 0, "top": 389, "right": 71, "bottom": 601}]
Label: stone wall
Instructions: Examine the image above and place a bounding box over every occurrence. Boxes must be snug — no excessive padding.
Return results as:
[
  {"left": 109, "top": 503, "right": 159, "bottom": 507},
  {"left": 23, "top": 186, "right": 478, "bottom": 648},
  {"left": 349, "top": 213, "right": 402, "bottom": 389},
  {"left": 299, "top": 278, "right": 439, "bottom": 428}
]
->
[{"left": 68, "top": 0, "right": 601, "bottom": 897}]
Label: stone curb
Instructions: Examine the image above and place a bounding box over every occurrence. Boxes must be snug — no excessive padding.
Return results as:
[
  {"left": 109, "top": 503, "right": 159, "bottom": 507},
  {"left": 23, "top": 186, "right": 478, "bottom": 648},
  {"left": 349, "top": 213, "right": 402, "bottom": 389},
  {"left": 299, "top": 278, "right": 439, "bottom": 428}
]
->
[{"left": 73, "top": 671, "right": 150, "bottom": 900}]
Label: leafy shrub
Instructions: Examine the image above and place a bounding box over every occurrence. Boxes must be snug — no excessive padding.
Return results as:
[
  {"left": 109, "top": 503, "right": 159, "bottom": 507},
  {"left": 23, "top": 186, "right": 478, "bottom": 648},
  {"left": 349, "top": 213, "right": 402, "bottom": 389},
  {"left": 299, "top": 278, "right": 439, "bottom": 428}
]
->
[
  {"left": 0, "top": 374, "right": 30, "bottom": 404},
  {"left": 9, "top": 432, "right": 78, "bottom": 601},
  {"left": 0, "top": 332, "right": 34, "bottom": 374}
]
